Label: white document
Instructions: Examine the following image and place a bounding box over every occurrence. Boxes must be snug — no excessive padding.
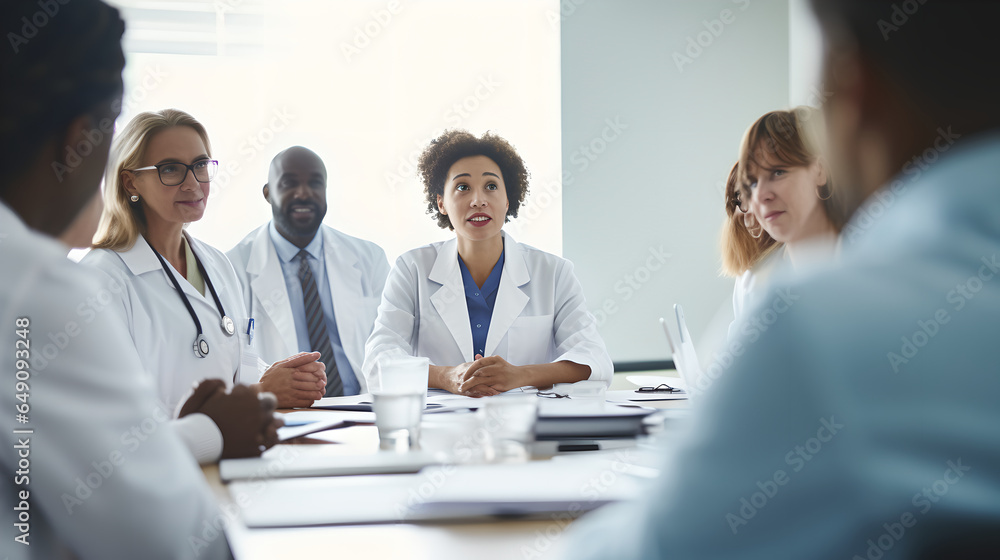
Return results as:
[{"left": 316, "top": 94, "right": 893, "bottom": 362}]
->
[
  {"left": 313, "top": 392, "right": 462, "bottom": 412},
  {"left": 220, "top": 445, "right": 438, "bottom": 481},
  {"left": 276, "top": 410, "right": 376, "bottom": 441},
  {"left": 605, "top": 390, "right": 688, "bottom": 403},
  {"left": 311, "top": 393, "right": 372, "bottom": 409},
  {"left": 230, "top": 454, "right": 644, "bottom": 528},
  {"left": 536, "top": 399, "right": 655, "bottom": 417},
  {"left": 424, "top": 392, "right": 484, "bottom": 413}
]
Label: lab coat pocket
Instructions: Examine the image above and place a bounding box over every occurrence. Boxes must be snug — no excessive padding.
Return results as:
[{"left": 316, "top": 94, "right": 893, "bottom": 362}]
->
[
  {"left": 238, "top": 318, "right": 262, "bottom": 383},
  {"left": 507, "top": 314, "right": 554, "bottom": 366}
]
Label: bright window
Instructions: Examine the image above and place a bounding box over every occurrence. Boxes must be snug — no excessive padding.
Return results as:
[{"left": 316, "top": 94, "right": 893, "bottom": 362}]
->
[{"left": 107, "top": 0, "right": 562, "bottom": 261}]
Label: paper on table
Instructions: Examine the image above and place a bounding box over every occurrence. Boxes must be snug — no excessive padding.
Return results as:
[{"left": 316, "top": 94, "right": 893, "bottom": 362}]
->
[
  {"left": 311, "top": 393, "right": 371, "bottom": 410},
  {"left": 424, "top": 388, "right": 540, "bottom": 414},
  {"left": 313, "top": 392, "right": 448, "bottom": 412},
  {"left": 280, "top": 410, "right": 376, "bottom": 425},
  {"left": 276, "top": 410, "right": 376, "bottom": 441},
  {"left": 605, "top": 389, "right": 688, "bottom": 403},
  {"left": 231, "top": 454, "right": 643, "bottom": 528},
  {"left": 220, "top": 445, "right": 439, "bottom": 481},
  {"left": 424, "top": 393, "right": 483, "bottom": 413},
  {"left": 536, "top": 400, "right": 655, "bottom": 417}
]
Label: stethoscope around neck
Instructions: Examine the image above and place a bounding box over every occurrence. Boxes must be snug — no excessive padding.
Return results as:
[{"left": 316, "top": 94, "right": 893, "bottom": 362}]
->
[{"left": 149, "top": 238, "right": 235, "bottom": 358}]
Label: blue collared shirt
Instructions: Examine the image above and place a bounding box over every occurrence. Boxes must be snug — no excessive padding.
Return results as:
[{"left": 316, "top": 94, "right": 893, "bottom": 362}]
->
[
  {"left": 267, "top": 222, "right": 359, "bottom": 395},
  {"left": 459, "top": 251, "right": 505, "bottom": 357}
]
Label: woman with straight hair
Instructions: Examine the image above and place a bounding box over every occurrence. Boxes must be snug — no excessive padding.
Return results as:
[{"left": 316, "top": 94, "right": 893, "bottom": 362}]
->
[
  {"left": 83, "top": 109, "right": 326, "bottom": 462},
  {"left": 724, "top": 107, "right": 843, "bottom": 336},
  {"left": 720, "top": 161, "right": 780, "bottom": 337}
]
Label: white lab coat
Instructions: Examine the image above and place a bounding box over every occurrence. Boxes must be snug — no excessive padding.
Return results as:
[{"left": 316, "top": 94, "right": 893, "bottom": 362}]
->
[
  {"left": 0, "top": 202, "right": 230, "bottom": 560},
  {"left": 728, "top": 246, "right": 783, "bottom": 340},
  {"left": 729, "top": 240, "right": 842, "bottom": 340},
  {"left": 363, "top": 231, "right": 613, "bottom": 388},
  {"left": 83, "top": 234, "right": 258, "bottom": 408},
  {"left": 82, "top": 233, "right": 258, "bottom": 463},
  {"left": 227, "top": 223, "right": 390, "bottom": 393}
]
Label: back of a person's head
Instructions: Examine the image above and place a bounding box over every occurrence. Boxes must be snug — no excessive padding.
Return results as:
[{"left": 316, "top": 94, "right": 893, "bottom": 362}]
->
[
  {"left": 811, "top": 0, "right": 1000, "bottom": 133},
  {"left": 0, "top": 0, "right": 125, "bottom": 190}
]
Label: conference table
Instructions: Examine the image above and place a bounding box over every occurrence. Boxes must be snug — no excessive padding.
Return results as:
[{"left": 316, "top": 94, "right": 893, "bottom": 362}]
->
[{"left": 204, "top": 372, "right": 689, "bottom": 560}]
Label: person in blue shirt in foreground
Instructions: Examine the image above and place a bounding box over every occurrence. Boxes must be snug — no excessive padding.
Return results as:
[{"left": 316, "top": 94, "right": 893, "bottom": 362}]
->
[{"left": 560, "top": 1, "right": 1000, "bottom": 558}]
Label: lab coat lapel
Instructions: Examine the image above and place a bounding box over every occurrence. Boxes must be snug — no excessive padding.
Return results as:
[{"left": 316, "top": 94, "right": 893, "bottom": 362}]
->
[
  {"left": 246, "top": 226, "right": 297, "bottom": 357},
  {"left": 428, "top": 238, "right": 474, "bottom": 362},
  {"left": 122, "top": 235, "right": 208, "bottom": 305},
  {"left": 323, "top": 227, "right": 364, "bottom": 363},
  {"left": 484, "top": 233, "right": 529, "bottom": 356}
]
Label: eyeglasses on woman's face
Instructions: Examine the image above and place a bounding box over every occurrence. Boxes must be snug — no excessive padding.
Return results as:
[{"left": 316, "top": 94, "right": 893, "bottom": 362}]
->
[{"left": 129, "top": 159, "right": 218, "bottom": 187}]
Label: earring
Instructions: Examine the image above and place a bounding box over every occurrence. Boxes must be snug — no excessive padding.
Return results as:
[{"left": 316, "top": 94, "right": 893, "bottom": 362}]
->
[
  {"left": 743, "top": 212, "right": 763, "bottom": 239},
  {"left": 130, "top": 195, "right": 139, "bottom": 202},
  {"left": 816, "top": 183, "right": 833, "bottom": 201}
]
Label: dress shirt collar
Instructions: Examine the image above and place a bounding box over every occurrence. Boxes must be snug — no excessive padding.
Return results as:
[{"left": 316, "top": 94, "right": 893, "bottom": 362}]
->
[{"left": 268, "top": 221, "right": 323, "bottom": 264}]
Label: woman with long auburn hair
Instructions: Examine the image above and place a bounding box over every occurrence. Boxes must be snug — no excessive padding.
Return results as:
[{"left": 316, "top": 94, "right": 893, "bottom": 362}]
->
[{"left": 723, "top": 107, "right": 843, "bottom": 336}]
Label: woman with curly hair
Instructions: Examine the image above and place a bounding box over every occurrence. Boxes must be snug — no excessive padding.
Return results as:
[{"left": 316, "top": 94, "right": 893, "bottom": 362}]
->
[{"left": 363, "top": 130, "right": 612, "bottom": 396}]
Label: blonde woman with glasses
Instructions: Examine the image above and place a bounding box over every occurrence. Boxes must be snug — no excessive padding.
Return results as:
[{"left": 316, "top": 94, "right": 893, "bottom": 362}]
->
[{"left": 82, "top": 109, "right": 326, "bottom": 463}]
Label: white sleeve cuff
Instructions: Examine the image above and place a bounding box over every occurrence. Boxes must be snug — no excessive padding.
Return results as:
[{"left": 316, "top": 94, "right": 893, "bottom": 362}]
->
[
  {"left": 552, "top": 348, "right": 615, "bottom": 387},
  {"left": 172, "top": 413, "right": 223, "bottom": 465}
]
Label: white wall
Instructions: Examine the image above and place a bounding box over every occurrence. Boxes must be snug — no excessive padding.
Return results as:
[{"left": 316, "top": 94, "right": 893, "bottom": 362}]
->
[
  {"left": 789, "top": 0, "right": 825, "bottom": 107},
  {"left": 560, "top": 0, "right": 791, "bottom": 363},
  {"left": 101, "top": 0, "right": 817, "bottom": 367},
  {"left": 108, "top": 0, "right": 562, "bottom": 264}
]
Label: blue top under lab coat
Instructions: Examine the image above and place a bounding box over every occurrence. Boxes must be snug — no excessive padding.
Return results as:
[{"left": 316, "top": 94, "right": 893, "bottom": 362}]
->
[{"left": 458, "top": 251, "right": 504, "bottom": 357}]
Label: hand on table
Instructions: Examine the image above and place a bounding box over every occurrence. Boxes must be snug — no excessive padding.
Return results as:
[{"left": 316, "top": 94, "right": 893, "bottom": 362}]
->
[
  {"left": 458, "top": 355, "right": 525, "bottom": 394},
  {"left": 179, "top": 379, "right": 283, "bottom": 459},
  {"left": 435, "top": 355, "right": 498, "bottom": 397},
  {"left": 256, "top": 351, "right": 326, "bottom": 408}
]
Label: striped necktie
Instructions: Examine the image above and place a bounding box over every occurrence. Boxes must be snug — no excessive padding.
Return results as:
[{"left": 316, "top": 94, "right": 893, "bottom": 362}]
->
[{"left": 297, "top": 250, "right": 343, "bottom": 397}]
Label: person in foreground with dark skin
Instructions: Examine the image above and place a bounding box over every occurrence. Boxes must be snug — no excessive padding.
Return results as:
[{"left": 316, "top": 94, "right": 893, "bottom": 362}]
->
[
  {"left": 0, "top": 1, "right": 269, "bottom": 557},
  {"left": 559, "top": 1, "right": 1000, "bottom": 558}
]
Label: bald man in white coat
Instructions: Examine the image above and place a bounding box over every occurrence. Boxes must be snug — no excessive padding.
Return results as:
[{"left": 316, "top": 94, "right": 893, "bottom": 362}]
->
[{"left": 228, "top": 147, "right": 389, "bottom": 396}]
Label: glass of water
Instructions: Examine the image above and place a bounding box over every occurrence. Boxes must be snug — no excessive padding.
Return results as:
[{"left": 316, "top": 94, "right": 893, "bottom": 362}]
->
[
  {"left": 371, "top": 356, "right": 429, "bottom": 452},
  {"left": 477, "top": 393, "right": 539, "bottom": 463}
]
